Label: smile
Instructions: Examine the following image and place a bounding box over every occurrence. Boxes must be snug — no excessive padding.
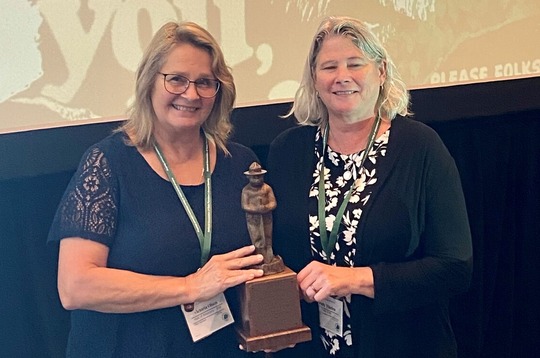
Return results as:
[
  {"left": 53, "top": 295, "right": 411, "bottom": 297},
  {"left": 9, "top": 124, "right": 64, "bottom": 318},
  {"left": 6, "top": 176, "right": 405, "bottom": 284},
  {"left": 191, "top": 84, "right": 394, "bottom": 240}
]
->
[
  {"left": 333, "top": 90, "right": 357, "bottom": 95},
  {"left": 172, "top": 104, "right": 198, "bottom": 111}
]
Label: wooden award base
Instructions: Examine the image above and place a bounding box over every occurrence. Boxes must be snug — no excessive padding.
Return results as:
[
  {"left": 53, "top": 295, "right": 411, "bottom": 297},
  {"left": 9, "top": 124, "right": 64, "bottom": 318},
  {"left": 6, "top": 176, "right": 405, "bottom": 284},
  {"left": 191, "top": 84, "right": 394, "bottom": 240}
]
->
[{"left": 236, "top": 266, "right": 311, "bottom": 352}]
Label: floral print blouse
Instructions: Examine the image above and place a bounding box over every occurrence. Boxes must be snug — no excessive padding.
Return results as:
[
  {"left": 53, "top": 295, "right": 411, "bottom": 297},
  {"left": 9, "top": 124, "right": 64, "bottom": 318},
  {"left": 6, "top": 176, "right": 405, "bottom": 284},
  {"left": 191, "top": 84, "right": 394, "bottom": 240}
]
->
[{"left": 308, "top": 126, "right": 390, "bottom": 356}]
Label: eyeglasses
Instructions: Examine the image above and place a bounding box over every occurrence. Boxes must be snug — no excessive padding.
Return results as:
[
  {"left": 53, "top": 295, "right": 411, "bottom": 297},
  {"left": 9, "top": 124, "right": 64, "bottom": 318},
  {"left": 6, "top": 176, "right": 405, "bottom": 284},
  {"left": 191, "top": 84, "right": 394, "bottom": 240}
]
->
[{"left": 159, "top": 73, "right": 220, "bottom": 98}]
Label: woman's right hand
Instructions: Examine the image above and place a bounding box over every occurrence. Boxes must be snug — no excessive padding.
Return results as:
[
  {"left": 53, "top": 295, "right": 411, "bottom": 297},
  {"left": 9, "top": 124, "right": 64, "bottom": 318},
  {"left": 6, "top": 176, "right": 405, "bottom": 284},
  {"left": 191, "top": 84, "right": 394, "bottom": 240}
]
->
[
  {"left": 297, "top": 260, "right": 375, "bottom": 302},
  {"left": 184, "top": 245, "right": 264, "bottom": 303}
]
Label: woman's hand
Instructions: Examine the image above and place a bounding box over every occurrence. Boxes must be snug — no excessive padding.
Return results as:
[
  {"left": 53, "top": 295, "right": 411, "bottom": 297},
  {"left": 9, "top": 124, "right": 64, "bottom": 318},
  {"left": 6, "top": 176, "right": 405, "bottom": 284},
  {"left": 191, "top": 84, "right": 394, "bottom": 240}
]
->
[
  {"left": 58, "top": 240, "right": 263, "bottom": 313},
  {"left": 184, "top": 245, "right": 264, "bottom": 303},
  {"left": 297, "top": 261, "right": 375, "bottom": 302}
]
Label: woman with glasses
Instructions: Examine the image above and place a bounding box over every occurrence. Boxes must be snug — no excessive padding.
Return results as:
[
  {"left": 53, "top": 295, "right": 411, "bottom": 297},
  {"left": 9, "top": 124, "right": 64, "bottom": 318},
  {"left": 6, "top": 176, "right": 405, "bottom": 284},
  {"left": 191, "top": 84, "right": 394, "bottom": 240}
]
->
[
  {"left": 267, "top": 16, "right": 473, "bottom": 357},
  {"left": 48, "top": 22, "right": 264, "bottom": 357}
]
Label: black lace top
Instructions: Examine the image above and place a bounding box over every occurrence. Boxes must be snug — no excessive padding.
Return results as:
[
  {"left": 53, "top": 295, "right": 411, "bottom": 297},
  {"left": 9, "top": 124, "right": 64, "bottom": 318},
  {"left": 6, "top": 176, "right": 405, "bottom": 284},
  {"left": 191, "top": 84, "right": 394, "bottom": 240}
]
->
[{"left": 48, "top": 131, "right": 258, "bottom": 358}]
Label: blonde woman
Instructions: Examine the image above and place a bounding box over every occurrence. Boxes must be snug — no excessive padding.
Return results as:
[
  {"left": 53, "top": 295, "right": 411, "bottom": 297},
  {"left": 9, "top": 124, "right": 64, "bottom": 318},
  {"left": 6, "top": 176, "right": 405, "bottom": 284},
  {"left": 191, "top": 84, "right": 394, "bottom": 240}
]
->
[
  {"left": 268, "top": 16, "right": 472, "bottom": 358},
  {"left": 49, "top": 22, "right": 264, "bottom": 357}
]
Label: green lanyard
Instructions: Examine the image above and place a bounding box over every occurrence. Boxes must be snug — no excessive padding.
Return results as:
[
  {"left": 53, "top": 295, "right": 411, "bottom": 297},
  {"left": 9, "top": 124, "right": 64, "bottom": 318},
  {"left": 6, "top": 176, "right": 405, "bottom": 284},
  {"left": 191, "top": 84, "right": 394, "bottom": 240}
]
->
[
  {"left": 154, "top": 136, "right": 212, "bottom": 266},
  {"left": 318, "top": 115, "right": 381, "bottom": 264}
]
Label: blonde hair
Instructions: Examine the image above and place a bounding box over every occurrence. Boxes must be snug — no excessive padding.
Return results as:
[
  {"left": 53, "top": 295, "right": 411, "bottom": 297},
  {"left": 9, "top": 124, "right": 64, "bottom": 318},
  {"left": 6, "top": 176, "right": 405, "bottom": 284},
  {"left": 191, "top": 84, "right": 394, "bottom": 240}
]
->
[
  {"left": 288, "top": 16, "right": 411, "bottom": 125},
  {"left": 119, "top": 21, "right": 235, "bottom": 153}
]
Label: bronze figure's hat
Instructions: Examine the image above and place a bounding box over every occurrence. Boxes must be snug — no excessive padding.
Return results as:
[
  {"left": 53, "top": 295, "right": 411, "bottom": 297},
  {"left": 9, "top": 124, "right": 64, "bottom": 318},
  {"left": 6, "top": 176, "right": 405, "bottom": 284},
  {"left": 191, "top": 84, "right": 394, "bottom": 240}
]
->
[{"left": 244, "top": 162, "right": 267, "bottom": 176}]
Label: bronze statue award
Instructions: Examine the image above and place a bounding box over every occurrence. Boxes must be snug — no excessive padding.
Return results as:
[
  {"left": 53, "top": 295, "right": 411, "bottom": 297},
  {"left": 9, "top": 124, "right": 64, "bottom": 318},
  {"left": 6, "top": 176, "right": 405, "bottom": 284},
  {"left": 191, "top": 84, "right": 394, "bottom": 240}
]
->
[{"left": 237, "top": 162, "right": 311, "bottom": 352}]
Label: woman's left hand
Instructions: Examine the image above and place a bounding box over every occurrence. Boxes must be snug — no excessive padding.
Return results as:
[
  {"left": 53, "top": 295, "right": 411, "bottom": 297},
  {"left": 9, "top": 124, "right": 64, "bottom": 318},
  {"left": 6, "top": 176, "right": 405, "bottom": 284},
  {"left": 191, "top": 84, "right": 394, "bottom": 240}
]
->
[{"left": 297, "top": 261, "right": 375, "bottom": 302}]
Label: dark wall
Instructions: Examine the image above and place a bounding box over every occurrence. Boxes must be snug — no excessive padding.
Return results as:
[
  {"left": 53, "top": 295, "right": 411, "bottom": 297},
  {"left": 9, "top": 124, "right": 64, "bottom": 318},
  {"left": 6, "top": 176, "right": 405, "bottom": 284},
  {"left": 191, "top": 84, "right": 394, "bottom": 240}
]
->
[{"left": 1, "top": 77, "right": 539, "bottom": 357}]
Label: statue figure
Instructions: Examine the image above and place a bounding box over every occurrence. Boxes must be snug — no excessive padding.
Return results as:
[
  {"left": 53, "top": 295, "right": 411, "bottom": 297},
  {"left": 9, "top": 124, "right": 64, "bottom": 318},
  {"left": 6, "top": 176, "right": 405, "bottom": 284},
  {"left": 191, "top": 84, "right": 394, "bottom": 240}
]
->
[{"left": 242, "top": 162, "right": 284, "bottom": 275}]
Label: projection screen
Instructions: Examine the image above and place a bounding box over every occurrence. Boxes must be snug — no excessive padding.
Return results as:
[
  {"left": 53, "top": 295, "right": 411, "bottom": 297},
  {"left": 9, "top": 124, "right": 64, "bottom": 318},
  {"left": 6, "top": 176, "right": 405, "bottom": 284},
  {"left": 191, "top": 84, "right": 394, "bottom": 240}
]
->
[{"left": 1, "top": 0, "right": 539, "bottom": 133}]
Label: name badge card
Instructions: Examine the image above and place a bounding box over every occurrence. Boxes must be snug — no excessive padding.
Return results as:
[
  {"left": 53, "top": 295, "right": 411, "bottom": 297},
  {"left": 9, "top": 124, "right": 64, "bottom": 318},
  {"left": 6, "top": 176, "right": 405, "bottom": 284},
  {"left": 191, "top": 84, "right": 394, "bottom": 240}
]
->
[
  {"left": 318, "top": 296, "right": 344, "bottom": 337},
  {"left": 181, "top": 293, "right": 234, "bottom": 342}
]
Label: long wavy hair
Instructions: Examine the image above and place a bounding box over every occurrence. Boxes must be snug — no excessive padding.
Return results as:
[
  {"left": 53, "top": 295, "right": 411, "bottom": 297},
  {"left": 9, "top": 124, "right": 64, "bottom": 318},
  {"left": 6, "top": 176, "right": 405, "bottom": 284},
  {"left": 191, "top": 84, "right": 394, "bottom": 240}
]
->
[
  {"left": 119, "top": 21, "right": 235, "bottom": 153},
  {"left": 287, "top": 16, "right": 411, "bottom": 126}
]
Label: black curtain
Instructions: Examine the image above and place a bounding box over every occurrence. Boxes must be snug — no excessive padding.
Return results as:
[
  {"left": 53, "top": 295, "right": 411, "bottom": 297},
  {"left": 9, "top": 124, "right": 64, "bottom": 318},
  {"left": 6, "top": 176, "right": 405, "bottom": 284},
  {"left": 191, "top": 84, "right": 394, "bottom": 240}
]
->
[
  {"left": 1, "top": 172, "right": 71, "bottom": 357},
  {"left": 433, "top": 110, "right": 540, "bottom": 357}
]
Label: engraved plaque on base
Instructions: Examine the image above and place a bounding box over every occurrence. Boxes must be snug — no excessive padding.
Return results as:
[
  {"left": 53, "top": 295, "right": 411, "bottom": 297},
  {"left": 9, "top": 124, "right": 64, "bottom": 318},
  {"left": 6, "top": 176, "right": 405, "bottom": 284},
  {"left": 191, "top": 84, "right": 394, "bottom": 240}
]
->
[{"left": 236, "top": 266, "right": 311, "bottom": 352}]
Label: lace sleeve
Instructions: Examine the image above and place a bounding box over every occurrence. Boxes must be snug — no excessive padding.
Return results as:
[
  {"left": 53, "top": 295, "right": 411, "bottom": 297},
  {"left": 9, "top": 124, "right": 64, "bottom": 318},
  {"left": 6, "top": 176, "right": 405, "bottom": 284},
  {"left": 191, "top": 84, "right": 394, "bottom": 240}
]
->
[{"left": 49, "top": 146, "right": 118, "bottom": 245}]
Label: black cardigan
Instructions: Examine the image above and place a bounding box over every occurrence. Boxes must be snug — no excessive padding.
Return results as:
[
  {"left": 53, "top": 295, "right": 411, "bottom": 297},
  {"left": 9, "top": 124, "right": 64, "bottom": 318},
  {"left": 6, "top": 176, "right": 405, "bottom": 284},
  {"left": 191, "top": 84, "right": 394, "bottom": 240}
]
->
[{"left": 267, "top": 116, "right": 473, "bottom": 358}]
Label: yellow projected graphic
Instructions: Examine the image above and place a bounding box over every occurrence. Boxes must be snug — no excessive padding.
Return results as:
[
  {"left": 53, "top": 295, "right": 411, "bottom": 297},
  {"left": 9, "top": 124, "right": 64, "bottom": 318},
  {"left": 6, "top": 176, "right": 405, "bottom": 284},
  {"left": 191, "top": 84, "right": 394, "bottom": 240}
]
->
[{"left": 0, "top": 0, "right": 539, "bottom": 132}]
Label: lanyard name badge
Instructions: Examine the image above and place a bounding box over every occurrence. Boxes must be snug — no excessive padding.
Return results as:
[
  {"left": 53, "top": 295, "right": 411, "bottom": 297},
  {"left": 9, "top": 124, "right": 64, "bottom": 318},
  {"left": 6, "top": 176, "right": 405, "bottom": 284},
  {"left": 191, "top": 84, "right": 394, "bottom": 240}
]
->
[
  {"left": 154, "top": 135, "right": 234, "bottom": 342},
  {"left": 316, "top": 115, "right": 381, "bottom": 337}
]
